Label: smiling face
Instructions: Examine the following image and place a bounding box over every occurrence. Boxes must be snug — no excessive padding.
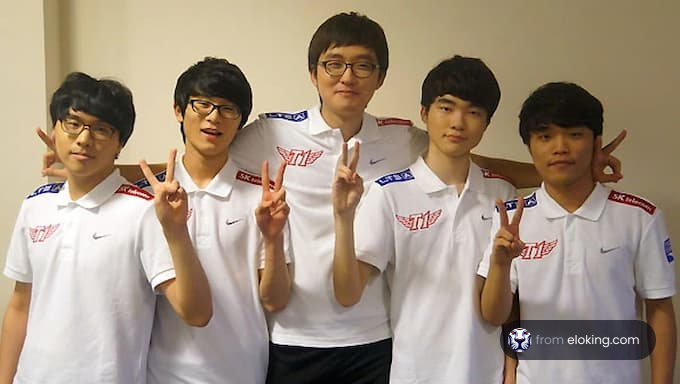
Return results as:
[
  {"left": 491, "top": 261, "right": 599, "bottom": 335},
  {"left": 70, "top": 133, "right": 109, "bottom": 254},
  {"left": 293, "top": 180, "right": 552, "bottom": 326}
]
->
[
  {"left": 528, "top": 123, "right": 595, "bottom": 191},
  {"left": 54, "top": 109, "right": 122, "bottom": 186},
  {"left": 175, "top": 95, "right": 242, "bottom": 160},
  {"left": 421, "top": 95, "right": 488, "bottom": 159},
  {"left": 310, "top": 45, "right": 385, "bottom": 124}
]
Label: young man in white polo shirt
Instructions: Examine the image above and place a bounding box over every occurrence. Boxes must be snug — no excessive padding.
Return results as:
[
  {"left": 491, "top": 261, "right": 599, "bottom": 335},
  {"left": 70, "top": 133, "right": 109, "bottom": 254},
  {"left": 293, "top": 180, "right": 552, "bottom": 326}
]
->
[
  {"left": 229, "top": 12, "right": 627, "bottom": 384},
  {"left": 479, "top": 82, "right": 676, "bottom": 383},
  {"left": 333, "top": 55, "right": 516, "bottom": 383},
  {"left": 0, "top": 73, "right": 212, "bottom": 384},
  {"left": 143, "top": 57, "right": 291, "bottom": 384}
]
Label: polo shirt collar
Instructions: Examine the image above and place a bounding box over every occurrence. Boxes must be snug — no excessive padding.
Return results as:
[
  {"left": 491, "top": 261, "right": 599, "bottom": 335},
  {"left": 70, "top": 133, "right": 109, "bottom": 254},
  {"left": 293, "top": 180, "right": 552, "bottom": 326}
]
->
[
  {"left": 537, "top": 182, "right": 608, "bottom": 221},
  {"left": 175, "top": 154, "right": 235, "bottom": 198},
  {"left": 411, "top": 156, "right": 482, "bottom": 196},
  {"left": 57, "top": 169, "right": 124, "bottom": 209},
  {"left": 308, "top": 105, "right": 381, "bottom": 142}
]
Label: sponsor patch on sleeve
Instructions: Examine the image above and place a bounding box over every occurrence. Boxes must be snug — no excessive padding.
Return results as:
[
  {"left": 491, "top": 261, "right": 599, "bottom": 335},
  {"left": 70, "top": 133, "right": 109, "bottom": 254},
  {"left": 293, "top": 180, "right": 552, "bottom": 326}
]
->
[
  {"left": 116, "top": 184, "right": 154, "bottom": 200},
  {"left": 263, "top": 111, "right": 308, "bottom": 122},
  {"left": 481, "top": 168, "right": 516, "bottom": 186},
  {"left": 375, "top": 169, "right": 414, "bottom": 186},
  {"left": 133, "top": 170, "right": 166, "bottom": 190},
  {"left": 665, "top": 238, "right": 674, "bottom": 263},
  {"left": 376, "top": 117, "right": 413, "bottom": 127},
  {"left": 607, "top": 191, "right": 656, "bottom": 215},
  {"left": 500, "top": 192, "right": 538, "bottom": 212},
  {"left": 27, "top": 182, "right": 64, "bottom": 199},
  {"left": 235, "top": 170, "right": 275, "bottom": 188}
]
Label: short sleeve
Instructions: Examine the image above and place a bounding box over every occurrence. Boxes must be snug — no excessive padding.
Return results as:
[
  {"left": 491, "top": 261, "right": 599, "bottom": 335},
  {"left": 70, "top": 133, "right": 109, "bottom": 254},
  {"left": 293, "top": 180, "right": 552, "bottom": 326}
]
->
[
  {"left": 230, "top": 118, "right": 268, "bottom": 174},
  {"left": 138, "top": 204, "right": 176, "bottom": 292},
  {"left": 635, "top": 209, "right": 676, "bottom": 299},
  {"left": 354, "top": 182, "right": 394, "bottom": 272},
  {"left": 4, "top": 203, "right": 32, "bottom": 283}
]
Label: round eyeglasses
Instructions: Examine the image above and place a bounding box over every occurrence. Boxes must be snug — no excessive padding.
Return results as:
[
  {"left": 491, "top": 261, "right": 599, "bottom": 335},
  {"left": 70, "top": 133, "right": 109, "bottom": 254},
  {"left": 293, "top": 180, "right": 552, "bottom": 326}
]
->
[
  {"left": 189, "top": 99, "right": 241, "bottom": 120},
  {"left": 318, "top": 60, "right": 379, "bottom": 78}
]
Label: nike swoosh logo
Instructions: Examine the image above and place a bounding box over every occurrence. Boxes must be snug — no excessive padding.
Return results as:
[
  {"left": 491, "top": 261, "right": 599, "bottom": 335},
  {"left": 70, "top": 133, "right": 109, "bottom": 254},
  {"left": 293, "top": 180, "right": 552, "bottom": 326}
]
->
[
  {"left": 481, "top": 215, "right": 493, "bottom": 221},
  {"left": 92, "top": 233, "right": 111, "bottom": 240},
  {"left": 225, "top": 219, "right": 243, "bottom": 226},
  {"left": 600, "top": 246, "right": 619, "bottom": 254},
  {"left": 369, "top": 158, "right": 386, "bottom": 165}
]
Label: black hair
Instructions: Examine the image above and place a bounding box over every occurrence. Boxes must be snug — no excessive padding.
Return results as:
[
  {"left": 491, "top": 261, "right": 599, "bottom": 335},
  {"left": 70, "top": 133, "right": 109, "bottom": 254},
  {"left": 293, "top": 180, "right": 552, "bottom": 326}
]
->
[
  {"left": 308, "top": 12, "right": 388, "bottom": 77},
  {"left": 49, "top": 72, "right": 135, "bottom": 145},
  {"left": 519, "top": 82, "right": 603, "bottom": 144},
  {"left": 174, "top": 57, "right": 253, "bottom": 141},
  {"left": 420, "top": 55, "right": 501, "bottom": 122}
]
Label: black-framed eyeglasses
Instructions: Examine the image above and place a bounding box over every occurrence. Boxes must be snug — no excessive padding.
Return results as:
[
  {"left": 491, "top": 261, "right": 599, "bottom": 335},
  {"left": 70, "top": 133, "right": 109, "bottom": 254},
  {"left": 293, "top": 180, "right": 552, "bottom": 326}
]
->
[
  {"left": 59, "top": 116, "right": 116, "bottom": 140},
  {"left": 319, "top": 60, "right": 379, "bottom": 78},
  {"left": 189, "top": 99, "right": 241, "bottom": 120}
]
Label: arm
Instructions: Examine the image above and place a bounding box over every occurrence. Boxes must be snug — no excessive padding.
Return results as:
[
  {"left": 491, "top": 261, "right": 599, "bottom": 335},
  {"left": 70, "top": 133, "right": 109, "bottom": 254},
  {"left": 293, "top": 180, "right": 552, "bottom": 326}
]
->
[
  {"left": 332, "top": 143, "right": 377, "bottom": 307},
  {"left": 646, "top": 298, "right": 676, "bottom": 384},
  {"left": 0, "top": 282, "right": 31, "bottom": 384},
  {"left": 481, "top": 198, "right": 525, "bottom": 325},
  {"left": 140, "top": 150, "right": 212, "bottom": 327},
  {"left": 256, "top": 160, "right": 292, "bottom": 313}
]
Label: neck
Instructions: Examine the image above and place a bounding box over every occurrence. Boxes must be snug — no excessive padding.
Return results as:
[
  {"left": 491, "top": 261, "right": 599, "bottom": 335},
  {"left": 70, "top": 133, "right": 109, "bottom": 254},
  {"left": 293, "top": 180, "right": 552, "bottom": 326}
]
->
[
  {"left": 183, "top": 147, "right": 228, "bottom": 189},
  {"left": 424, "top": 146, "right": 471, "bottom": 194},
  {"left": 544, "top": 177, "right": 597, "bottom": 213},
  {"left": 319, "top": 105, "right": 363, "bottom": 142},
  {"left": 67, "top": 167, "right": 115, "bottom": 201}
]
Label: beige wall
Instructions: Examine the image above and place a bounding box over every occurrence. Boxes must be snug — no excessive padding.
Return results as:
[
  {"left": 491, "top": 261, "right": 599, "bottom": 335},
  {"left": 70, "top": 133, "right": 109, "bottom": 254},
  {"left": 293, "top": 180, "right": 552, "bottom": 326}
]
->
[{"left": 2, "top": 0, "right": 679, "bottom": 381}]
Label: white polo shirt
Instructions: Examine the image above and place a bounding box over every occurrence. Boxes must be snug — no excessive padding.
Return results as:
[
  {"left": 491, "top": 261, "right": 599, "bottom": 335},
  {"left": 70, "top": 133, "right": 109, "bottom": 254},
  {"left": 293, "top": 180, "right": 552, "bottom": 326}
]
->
[
  {"left": 229, "top": 106, "right": 428, "bottom": 347},
  {"left": 355, "top": 156, "right": 515, "bottom": 383},
  {"left": 147, "top": 157, "right": 290, "bottom": 384},
  {"left": 477, "top": 183, "right": 676, "bottom": 384},
  {"left": 4, "top": 170, "right": 175, "bottom": 384}
]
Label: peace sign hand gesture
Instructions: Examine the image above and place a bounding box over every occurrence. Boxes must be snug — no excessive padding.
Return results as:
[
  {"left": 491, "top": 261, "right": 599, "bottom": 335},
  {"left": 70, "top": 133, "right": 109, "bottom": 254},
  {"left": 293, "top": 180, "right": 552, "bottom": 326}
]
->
[
  {"left": 255, "top": 160, "right": 289, "bottom": 240},
  {"left": 492, "top": 196, "right": 525, "bottom": 265},
  {"left": 139, "top": 149, "right": 188, "bottom": 229},
  {"left": 332, "top": 142, "right": 364, "bottom": 217},
  {"left": 592, "top": 130, "right": 626, "bottom": 183}
]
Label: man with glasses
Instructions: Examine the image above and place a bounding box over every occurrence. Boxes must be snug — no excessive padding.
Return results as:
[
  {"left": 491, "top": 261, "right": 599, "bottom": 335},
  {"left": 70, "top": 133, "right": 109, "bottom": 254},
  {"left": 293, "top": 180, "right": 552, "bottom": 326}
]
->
[
  {"left": 143, "top": 57, "right": 292, "bottom": 384},
  {"left": 0, "top": 72, "right": 212, "bottom": 383}
]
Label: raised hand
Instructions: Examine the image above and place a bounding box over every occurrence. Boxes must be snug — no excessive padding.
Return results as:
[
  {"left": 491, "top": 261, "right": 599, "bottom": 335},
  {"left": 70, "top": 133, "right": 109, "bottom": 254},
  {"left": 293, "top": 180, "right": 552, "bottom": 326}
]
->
[
  {"left": 592, "top": 130, "right": 626, "bottom": 183},
  {"left": 37, "top": 127, "right": 67, "bottom": 179},
  {"left": 139, "top": 149, "right": 188, "bottom": 229},
  {"left": 332, "top": 142, "right": 363, "bottom": 217},
  {"left": 255, "top": 160, "right": 289, "bottom": 240},
  {"left": 492, "top": 196, "right": 525, "bottom": 265}
]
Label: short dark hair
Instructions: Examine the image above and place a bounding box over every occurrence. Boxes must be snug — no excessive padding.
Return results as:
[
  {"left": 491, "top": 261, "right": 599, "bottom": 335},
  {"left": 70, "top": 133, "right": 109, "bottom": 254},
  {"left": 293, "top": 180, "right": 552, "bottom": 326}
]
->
[
  {"left": 420, "top": 55, "right": 501, "bottom": 122},
  {"left": 49, "top": 72, "right": 135, "bottom": 146},
  {"left": 519, "top": 82, "right": 603, "bottom": 144},
  {"left": 308, "top": 12, "right": 389, "bottom": 77},
  {"left": 174, "top": 57, "right": 253, "bottom": 141}
]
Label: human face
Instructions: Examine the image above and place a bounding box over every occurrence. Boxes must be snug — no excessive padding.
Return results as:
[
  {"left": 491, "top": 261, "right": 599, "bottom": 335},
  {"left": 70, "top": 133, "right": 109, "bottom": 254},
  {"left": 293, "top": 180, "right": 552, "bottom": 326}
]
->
[
  {"left": 310, "top": 45, "right": 385, "bottom": 122},
  {"left": 421, "top": 95, "right": 488, "bottom": 159},
  {"left": 175, "top": 96, "right": 242, "bottom": 159},
  {"left": 54, "top": 109, "right": 122, "bottom": 185},
  {"left": 528, "top": 124, "right": 595, "bottom": 190}
]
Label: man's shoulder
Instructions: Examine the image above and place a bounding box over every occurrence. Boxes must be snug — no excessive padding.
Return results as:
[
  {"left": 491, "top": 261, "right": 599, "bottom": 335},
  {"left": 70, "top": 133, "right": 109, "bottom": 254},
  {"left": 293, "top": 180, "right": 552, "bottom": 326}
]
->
[
  {"left": 373, "top": 168, "right": 416, "bottom": 188},
  {"left": 113, "top": 183, "right": 154, "bottom": 202},
  {"left": 26, "top": 182, "right": 65, "bottom": 200},
  {"left": 255, "top": 109, "right": 310, "bottom": 125},
  {"left": 605, "top": 188, "right": 658, "bottom": 216}
]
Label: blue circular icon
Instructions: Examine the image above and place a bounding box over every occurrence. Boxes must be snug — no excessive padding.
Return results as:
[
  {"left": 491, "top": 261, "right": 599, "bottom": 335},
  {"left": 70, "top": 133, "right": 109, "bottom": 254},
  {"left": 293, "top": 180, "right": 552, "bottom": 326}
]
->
[{"left": 508, "top": 328, "right": 531, "bottom": 352}]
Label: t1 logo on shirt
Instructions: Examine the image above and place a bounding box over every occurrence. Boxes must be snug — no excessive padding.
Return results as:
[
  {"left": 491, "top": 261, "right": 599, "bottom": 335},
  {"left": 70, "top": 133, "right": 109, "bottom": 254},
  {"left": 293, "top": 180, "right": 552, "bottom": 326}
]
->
[
  {"left": 520, "top": 240, "right": 558, "bottom": 260},
  {"left": 276, "top": 146, "right": 323, "bottom": 166}
]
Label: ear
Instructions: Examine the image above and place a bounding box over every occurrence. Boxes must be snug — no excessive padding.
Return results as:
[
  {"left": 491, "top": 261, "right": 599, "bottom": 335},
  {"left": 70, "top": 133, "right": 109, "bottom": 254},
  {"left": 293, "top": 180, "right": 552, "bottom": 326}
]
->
[
  {"left": 420, "top": 106, "right": 428, "bottom": 124},
  {"left": 309, "top": 69, "right": 319, "bottom": 89},
  {"left": 174, "top": 104, "right": 184, "bottom": 123}
]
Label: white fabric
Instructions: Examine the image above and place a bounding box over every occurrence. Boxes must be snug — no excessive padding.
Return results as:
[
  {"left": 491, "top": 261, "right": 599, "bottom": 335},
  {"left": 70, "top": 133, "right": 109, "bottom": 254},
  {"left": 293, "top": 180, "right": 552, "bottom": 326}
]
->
[
  {"left": 147, "top": 157, "right": 290, "bottom": 384},
  {"left": 477, "top": 183, "right": 676, "bottom": 384},
  {"left": 229, "top": 106, "right": 428, "bottom": 347},
  {"left": 355, "top": 157, "right": 515, "bottom": 383},
  {"left": 4, "top": 170, "right": 175, "bottom": 384}
]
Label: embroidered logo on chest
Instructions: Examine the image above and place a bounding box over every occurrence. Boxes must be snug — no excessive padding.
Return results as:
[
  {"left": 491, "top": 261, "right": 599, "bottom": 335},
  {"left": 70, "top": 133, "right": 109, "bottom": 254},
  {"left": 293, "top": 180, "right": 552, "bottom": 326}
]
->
[
  {"left": 520, "top": 239, "right": 558, "bottom": 260},
  {"left": 29, "top": 224, "right": 60, "bottom": 243},
  {"left": 395, "top": 209, "right": 442, "bottom": 231},
  {"left": 276, "top": 146, "right": 323, "bottom": 166}
]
